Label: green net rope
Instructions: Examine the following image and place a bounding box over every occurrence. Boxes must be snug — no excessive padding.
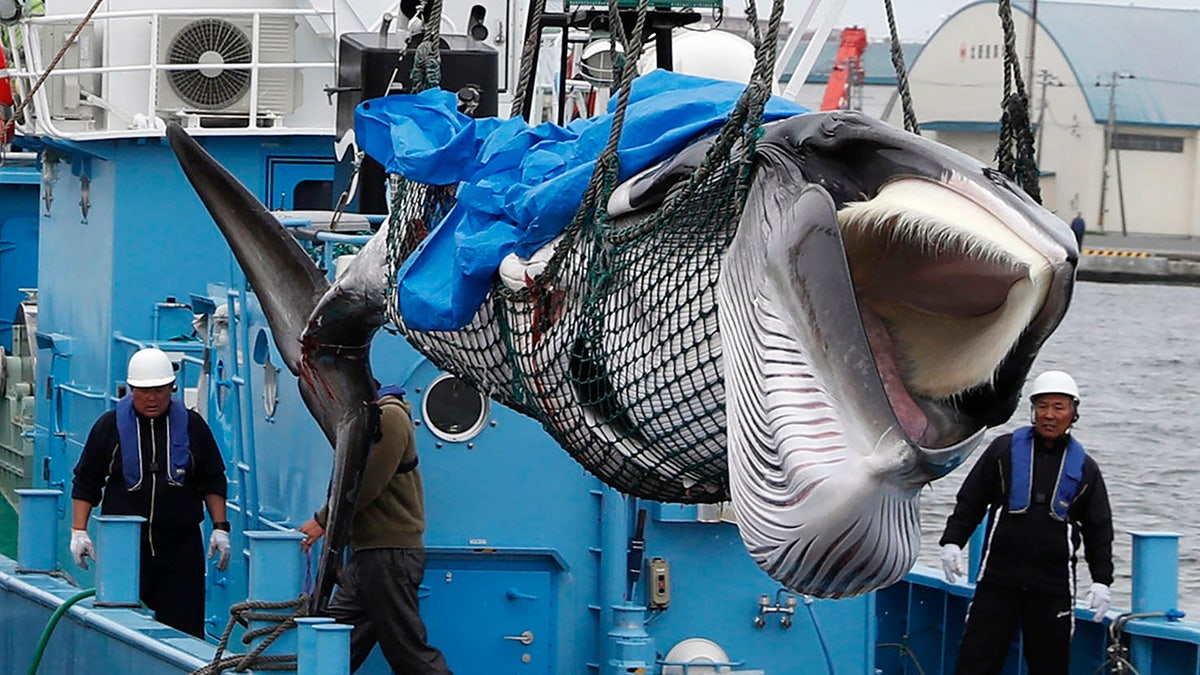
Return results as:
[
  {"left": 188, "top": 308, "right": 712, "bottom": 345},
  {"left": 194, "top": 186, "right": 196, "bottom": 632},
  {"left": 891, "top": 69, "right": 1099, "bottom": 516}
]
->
[{"left": 383, "top": 0, "right": 785, "bottom": 503}]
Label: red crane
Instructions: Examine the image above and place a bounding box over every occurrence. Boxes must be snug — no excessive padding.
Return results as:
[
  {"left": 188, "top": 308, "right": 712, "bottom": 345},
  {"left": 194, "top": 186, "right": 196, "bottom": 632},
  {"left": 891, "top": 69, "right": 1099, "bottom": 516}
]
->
[{"left": 820, "top": 27, "right": 867, "bottom": 111}]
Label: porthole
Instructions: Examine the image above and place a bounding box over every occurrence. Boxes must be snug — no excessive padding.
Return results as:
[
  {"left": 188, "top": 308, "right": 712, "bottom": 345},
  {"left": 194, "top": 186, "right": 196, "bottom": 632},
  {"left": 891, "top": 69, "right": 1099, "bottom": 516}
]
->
[
  {"left": 421, "top": 374, "right": 488, "bottom": 443},
  {"left": 252, "top": 330, "right": 279, "bottom": 418},
  {"left": 262, "top": 355, "right": 278, "bottom": 419}
]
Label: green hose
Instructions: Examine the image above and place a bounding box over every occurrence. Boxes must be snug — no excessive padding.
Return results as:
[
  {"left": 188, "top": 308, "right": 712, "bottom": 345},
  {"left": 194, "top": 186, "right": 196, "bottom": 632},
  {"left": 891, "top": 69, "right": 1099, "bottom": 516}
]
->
[{"left": 27, "top": 588, "right": 96, "bottom": 675}]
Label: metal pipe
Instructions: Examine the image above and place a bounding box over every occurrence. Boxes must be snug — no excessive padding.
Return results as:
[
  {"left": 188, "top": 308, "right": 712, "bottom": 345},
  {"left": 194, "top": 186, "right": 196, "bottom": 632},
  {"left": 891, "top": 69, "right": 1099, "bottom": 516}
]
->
[
  {"left": 25, "top": 7, "right": 333, "bottom": 22},
  {"left": 227, "top": 285, "right": 260, "bottom": 530},
  {"left": 4, "top": 62, "right": 334, "bottom": 78},
  {"left": 782, "top": 0, "right": 849, "bottom": 101},
  {"left": 56, "top": 383, "right": 107, "bottom": 400},
  {"left": 93, "top": 515, "right": 145, "bottom": 607},
  {"left": 0, "top": 151, "right": 38, "bottom": 162},
  {"left": 773, "top": 0, "right": 822, "bottom": 86},
  {"left": 15, "top": 489, "right": 62, "bottom": 573}
]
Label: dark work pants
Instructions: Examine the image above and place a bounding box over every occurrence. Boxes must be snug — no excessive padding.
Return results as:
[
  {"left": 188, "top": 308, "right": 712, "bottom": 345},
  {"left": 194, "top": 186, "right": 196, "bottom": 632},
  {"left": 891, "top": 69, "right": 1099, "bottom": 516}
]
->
[
  {"left": 140, "top": 524, "right": 206, "bottom": 638},
  {"left": 326, "top": 548, "right": 452, "bottom": 674},
  {"left": 954, "top": 582, "right": 1074, "bottom": 675}
]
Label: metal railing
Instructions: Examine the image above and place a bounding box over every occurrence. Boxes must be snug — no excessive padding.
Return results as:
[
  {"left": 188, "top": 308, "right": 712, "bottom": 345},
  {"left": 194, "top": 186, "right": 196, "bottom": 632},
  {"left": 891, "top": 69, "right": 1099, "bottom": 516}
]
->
[{"left": 2, "top": 7, "right": 339, "bottom": 140}]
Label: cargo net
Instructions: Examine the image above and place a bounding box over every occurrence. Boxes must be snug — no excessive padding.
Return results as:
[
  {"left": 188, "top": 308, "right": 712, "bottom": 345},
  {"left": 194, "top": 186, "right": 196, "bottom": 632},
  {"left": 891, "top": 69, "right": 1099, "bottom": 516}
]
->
[{"left": 382, "top": 0, "right": 785, "bottom": 503}]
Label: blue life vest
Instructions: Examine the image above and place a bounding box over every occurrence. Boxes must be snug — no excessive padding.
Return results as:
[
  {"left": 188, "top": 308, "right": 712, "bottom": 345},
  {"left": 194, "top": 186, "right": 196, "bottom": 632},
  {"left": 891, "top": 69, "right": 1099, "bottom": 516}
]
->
[
  {"left": 116, "top": 396, "right": 191, "bottom": 490},
  {"left": 1008, "top": 425, "right": 1085, "bottom": 521}
]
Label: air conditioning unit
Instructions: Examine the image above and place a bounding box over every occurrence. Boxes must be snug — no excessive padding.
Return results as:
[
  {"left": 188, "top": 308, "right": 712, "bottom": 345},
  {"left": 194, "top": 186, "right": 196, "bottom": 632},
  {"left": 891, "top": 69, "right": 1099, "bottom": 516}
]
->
[{"left": 156, "top": 15, "right": 300, "bottom": 117}]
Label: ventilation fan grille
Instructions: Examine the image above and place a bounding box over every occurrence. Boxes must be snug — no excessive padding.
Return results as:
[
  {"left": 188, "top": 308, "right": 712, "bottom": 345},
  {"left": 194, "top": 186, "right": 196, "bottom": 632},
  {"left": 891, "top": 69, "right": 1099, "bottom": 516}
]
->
[{"left": 166, "top": 18, "right": 252, "bottom": 110}]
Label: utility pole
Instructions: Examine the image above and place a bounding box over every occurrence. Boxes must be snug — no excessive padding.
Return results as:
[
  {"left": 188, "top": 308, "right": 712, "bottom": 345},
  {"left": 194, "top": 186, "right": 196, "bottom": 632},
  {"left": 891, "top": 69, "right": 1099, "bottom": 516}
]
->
[
  {"left": 1034, "top": 69, "right": 1062, "bottom": 165},
  {"left": 1024, "top": 0, "right": 1039, "bottom": 91},
  {"left": 1096, "top": 70, "right": 1134, "bottom": 234}
]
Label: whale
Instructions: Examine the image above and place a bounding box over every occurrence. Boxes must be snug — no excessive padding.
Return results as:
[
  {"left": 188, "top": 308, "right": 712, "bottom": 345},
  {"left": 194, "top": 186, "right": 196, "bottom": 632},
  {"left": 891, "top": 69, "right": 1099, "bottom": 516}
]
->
[{"left": 167, "top": 107, "right": 1076, "bottom": 602}]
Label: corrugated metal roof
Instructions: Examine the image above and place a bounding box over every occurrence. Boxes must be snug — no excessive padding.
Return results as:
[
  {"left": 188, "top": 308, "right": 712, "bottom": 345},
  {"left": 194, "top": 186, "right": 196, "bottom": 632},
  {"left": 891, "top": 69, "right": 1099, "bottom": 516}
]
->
[
  {"left": 777, "top": 35, "right": 923, "bottom": 85},
  {"left": 957, "top": 1, "right": 1200, "bottom": 128}
]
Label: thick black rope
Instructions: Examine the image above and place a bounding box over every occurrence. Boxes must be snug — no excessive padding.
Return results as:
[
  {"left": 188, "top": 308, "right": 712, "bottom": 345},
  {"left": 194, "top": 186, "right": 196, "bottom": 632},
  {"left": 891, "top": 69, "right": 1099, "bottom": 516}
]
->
[
  {"left": 648, "top": 0, "right": 783, "bottom": 227},
  {"left": 410, "top": 0, "right": 445, "bottom": 92},
  {"left": 509, "top": 0, "right": 548, "bottom": 119},
  {"left": 883, "top": 0, "right": 919, "bottom": 134},
  {"left": 996, "top": 0, "right": 1041, "bottom": 202},
  {"left": 189, "top": 595, "right": 308, "bottom": 675}
]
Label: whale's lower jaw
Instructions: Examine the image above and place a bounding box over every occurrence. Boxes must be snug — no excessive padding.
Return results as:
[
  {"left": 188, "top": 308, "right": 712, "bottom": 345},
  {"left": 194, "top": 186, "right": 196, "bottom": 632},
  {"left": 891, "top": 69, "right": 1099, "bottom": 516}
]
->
[{"left": 735, "top": 472, "right": 920, "bottom": 598}]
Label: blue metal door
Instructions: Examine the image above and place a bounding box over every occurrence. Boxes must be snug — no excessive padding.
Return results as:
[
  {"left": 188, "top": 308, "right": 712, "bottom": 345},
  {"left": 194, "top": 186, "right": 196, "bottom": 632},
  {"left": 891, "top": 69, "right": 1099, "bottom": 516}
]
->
[{"left": 422, "top": 568, "right": 553, "bottom": 674}]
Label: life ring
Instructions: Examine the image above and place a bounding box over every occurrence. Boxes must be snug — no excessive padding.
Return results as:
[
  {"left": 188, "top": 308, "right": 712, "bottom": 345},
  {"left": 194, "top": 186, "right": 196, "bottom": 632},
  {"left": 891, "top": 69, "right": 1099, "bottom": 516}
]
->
[{"left": 0, "top": 47, "right": 14, "bottom": 143}]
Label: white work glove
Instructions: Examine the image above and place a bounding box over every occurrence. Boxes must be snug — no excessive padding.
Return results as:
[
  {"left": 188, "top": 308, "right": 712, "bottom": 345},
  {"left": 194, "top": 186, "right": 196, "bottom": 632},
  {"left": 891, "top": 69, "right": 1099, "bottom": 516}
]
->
[
  {"left": 208, "top": 530, "right": 231, "bottom": 572},
  {"left": 1086, "top": 582, "right": 1111, "bottom": 619},
  {"left": 70, "top": 529, "right": 95, "bottom": 570},
  {"left": 940, "top": 543, "right": 965, "bottom": 584}
]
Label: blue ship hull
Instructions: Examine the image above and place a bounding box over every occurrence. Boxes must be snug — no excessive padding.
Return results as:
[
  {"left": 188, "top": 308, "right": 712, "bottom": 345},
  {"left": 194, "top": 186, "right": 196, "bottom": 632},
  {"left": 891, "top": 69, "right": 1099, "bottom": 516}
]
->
[{"left": 1, "top": 132, "right": 1197, "bottom": 675}]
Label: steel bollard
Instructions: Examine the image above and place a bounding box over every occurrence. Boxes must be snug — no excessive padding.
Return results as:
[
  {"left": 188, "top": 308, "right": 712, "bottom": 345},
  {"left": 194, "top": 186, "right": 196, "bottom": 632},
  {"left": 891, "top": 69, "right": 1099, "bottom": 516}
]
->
[
  {"left": 93, "top": 515, "right": 146, "bottom": 607},
  {"left": 15, "top": 488, "right": 62, "bottom": 573},
  {"left": 244, "top": 531, "right": 306, "bottom": 657},
  {"left": 313, "top": 623, "right": 353, "bottom": 675},
  {"left": 296, "top": 616, "right": 336, "bottom": 675}
]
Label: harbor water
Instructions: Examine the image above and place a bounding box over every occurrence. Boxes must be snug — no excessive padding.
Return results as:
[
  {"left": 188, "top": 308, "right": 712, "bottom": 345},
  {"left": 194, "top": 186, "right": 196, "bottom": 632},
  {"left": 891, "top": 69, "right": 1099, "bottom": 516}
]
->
[{"left": 919, "top": 280, "right": 1200, "bottom": 617}]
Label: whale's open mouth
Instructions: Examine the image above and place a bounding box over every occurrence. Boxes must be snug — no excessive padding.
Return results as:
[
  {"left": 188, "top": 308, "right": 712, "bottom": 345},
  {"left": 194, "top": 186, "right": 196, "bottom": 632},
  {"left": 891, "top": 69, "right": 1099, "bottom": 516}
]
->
[{"left": 835, "top": 175, "right": 1058, "bottom": 450}]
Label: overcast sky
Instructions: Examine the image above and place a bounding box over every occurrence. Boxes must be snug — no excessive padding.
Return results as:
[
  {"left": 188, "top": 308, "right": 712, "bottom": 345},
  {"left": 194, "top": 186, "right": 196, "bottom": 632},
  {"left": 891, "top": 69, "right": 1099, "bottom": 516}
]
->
[{"left": 796, "top": 0, "right": 1200, "bottom": 40}]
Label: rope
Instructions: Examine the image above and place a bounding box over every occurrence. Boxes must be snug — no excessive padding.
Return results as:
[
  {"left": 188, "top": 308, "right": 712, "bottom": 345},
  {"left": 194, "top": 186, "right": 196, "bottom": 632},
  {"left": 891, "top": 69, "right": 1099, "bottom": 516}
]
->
[
  {"left": 0, "top": 0, "right": 105, "bottom": 141},
  {"left": 377, "top": 0, "right": 790, "bottom": 503},
  {"left": 995, "top": 0, "right": 1041, "bottom": 202},
  {"left": 883, "top": 0, "right": 919, "bottom": 134},
  {"left": 649, "top": 0, "right": 782, "bottom": 225},
  {"left": 508, "top": 0, "right": 547, "bottom": 119},
  {"left": 189, "top": 595, "right": 309, "bottom": 675},
  {"left": 410, "top": 0, "right": 445, "bottom": 92}
]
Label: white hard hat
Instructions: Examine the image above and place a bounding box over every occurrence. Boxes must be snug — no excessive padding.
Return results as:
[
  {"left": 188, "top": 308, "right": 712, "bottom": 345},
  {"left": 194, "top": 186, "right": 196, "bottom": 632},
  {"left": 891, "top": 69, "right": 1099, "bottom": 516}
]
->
[
  {"left": 1028, "top": 370, "right": 1079, "bottom": 403},
  {"left": 127, "top": 348, "right": 176, "bottom": 388}
]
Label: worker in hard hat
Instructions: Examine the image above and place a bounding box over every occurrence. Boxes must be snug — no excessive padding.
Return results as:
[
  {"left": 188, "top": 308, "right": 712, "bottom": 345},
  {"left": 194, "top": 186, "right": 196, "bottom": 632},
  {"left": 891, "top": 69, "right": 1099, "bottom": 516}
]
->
[
  {"left": 938, "top": 370, "right": 1114, "bottom": 675},
  {"left": 69, "top": 347, "right": 230, "bottom": 638}
]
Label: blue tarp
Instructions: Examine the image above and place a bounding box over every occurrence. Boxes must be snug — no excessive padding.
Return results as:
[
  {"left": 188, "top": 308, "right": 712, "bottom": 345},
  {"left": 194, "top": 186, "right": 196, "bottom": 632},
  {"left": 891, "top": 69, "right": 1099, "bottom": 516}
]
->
[{"left": 356, "top": 70, "right": 806, "bottom": 331}]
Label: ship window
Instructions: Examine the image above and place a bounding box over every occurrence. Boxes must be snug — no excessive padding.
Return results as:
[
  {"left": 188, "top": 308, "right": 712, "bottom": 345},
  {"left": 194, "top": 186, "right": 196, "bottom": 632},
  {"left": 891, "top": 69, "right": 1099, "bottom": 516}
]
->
[
  {"left": 293, "top": 180, "right": 333, "bottom": 210},
  {"left": 421, "top": 374, "right": 489, "bottom": 443}
]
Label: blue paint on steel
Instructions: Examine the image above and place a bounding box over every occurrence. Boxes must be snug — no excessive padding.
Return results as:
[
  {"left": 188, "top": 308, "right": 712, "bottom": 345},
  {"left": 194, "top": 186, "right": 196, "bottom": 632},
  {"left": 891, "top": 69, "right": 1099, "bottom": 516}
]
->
[
  {"left": 312, "top": 623, "right": 352, "bottom": 675},
  {"left": 1, "top": 558, "right": 213, "bottom": 674},
  {"left": 245, "top": 531, "right": 304, "bottom": 655},
  {"left": 93, "top": 515, "right": 145, "bottom": 607},
  {"left": 296, "top": 617, "right": 335, "bottom": 675},
  {"left": 4, "top": 119, "right": 1200, "bottom": 675},
  {"left": 0, "top": 213, "right": 37, "bottom": 350},
  {"left": 1131, "top": 531, "right": 1180, "bottom": 614},
  {"left": 604, "top": 603, "right": 654, "bottom": 675},
  {"left": 15, "top": 489, "right": 61, "bottom": 572},
  {"left": 599, "top": 487, "right": 628, "bottom": 667},
  {"left": 0, "top": 157, "right": 38, "bottom": 350}
]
